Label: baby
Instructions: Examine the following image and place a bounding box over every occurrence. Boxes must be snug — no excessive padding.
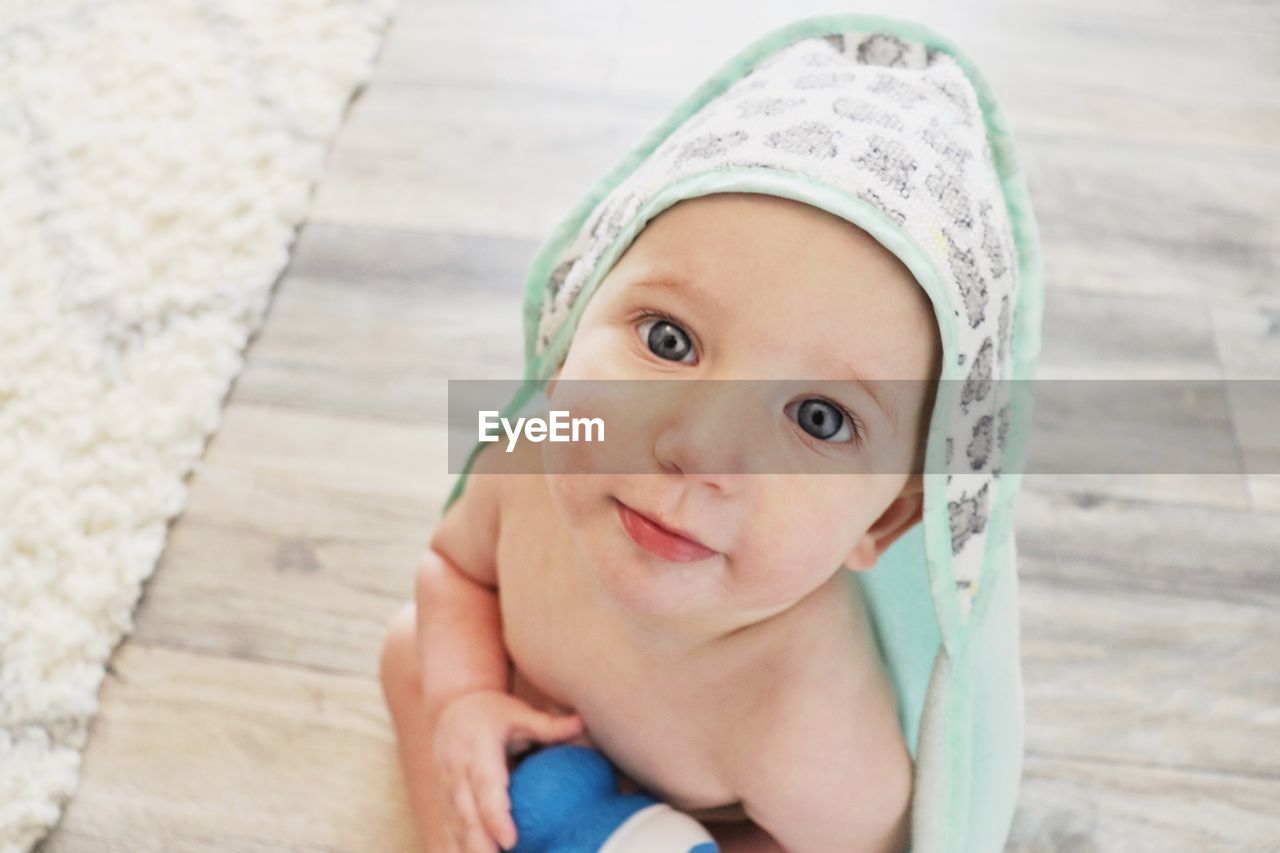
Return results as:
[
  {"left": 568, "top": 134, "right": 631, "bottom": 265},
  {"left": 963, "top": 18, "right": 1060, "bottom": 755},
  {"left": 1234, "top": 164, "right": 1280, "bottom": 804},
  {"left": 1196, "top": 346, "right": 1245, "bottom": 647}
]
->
[
  {"left": 382, "top": 189, "right": 937, "bottom": 853},
  {"left": 380, "top": 18, "right": 1036, "bottom": 853}
]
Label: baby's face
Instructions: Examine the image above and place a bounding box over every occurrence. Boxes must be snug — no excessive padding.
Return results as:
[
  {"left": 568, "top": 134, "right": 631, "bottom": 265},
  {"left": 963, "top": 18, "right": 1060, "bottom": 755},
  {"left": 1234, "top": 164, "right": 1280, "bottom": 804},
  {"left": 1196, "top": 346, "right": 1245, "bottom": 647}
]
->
[{"left": 543, "top": 192, "right": 941, "bottom": 636}]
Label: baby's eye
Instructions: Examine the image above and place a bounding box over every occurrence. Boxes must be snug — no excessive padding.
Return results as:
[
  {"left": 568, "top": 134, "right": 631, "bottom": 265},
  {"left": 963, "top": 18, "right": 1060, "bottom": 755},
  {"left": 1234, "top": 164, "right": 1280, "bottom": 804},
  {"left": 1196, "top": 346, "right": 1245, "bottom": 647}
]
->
[
  {"left": 637, "top": 313, "right": 696, "bottom": 364},
  {"left": 786, "top": 398, "right": 861, "bottom": 445}
]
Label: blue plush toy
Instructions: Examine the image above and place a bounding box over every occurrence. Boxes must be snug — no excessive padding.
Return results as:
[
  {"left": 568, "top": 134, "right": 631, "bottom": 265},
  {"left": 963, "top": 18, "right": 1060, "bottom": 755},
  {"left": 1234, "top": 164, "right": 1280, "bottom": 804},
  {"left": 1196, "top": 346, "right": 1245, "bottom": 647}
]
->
[{"left": 508, "top": 744, "right": 719, "bottom": 853}]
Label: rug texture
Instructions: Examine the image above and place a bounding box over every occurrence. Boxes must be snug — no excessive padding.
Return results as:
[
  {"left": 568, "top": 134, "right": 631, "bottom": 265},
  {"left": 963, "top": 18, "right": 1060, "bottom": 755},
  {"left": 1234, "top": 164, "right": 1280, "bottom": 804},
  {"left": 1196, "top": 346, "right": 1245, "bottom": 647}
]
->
[{"left": 0, "top": 2, "right": 396, "bottom": 849}]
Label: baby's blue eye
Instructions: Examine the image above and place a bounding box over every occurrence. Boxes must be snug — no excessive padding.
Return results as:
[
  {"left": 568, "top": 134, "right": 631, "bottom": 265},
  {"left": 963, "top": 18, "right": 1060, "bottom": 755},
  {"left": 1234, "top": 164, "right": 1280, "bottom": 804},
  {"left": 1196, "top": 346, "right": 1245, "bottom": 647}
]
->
[
  {"left": 789, "top": 398, "right": 857, "bottom": 444},
  {"left": 641, "top": 316, "right": 694, "bottom": 363}
]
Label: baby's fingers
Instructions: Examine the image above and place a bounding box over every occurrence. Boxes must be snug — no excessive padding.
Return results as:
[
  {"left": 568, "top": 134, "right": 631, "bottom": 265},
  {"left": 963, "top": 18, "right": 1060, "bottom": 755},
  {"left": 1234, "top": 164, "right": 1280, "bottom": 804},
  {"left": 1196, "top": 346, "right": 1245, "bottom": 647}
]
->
[
  {"left": 470, "top": 759, "right": 517, "bottom": 851},
  {"left": 451, "top": 781, "right": 497, "bottom": 853},
  {"left": 508, "top": 708, "right": 583, "bottom": 750}
]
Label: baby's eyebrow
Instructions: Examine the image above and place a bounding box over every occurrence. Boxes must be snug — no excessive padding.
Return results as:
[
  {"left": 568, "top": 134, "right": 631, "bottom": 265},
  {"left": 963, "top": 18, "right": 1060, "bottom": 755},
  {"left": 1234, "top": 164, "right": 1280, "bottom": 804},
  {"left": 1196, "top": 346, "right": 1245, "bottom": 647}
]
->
[
  {"left": 839, "top": 368, "right": 897, "bottom": 435},
  {"left": 631, "top": 274, "right": 719, "bottom": 313}
]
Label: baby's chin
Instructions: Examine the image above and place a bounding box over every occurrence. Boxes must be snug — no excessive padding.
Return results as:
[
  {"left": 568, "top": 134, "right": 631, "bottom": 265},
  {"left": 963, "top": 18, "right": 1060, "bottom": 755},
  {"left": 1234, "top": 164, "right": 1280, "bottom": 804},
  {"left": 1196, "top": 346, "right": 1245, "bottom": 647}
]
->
[
  {"left": 580, "top": 547, "right": 820, "bottom": 650},
  {"left": 561, "top": 510, "right": 731, "bottom": 624}
]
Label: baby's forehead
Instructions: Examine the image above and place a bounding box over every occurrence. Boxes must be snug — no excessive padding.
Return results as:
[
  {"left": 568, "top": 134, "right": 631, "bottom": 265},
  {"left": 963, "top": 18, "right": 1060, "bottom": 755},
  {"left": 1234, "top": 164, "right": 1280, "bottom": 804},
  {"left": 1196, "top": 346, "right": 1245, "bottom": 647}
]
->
[
  {"left": 624, "top": 209, "right": 932, "bottom": 343},
  {"left": 629, "top": 194, "right": 918, "bottom": 289}
]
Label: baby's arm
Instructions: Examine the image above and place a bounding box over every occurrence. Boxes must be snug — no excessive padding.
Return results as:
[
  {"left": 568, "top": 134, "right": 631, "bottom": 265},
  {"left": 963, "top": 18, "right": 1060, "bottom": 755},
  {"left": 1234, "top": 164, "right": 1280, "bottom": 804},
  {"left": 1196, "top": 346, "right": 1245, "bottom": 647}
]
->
[
  {"left": 422, "top": 455, "right": 526, "bottom": 847},
  {"left": 413, "top": 454, "right": 581, "bottom": 852},
  {"left": 414, "top": 545, "right": 507, "bottom": 713},
  {"left": 404, "top": 465, "right": 512, "bottom": 852},
  {"left": 417, "top": 446, "right": 509, "bottom": 710}
]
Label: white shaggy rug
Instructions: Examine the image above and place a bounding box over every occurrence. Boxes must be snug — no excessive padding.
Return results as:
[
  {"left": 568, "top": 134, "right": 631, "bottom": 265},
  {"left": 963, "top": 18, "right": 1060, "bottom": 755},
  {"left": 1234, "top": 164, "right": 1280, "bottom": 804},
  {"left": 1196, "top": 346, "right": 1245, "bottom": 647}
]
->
[{"left": 0, "top": 2, "right": 396, "bottom": 849}]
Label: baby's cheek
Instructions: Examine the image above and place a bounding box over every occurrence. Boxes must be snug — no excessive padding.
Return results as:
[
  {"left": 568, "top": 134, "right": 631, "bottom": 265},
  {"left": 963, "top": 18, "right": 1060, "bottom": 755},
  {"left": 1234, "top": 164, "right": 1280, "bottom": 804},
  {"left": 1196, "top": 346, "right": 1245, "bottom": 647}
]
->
[
  {"left": 733, "top": 512, "right": 856, "bottom": 601},
  {"left": 542, "top": 468, "right": 590, "bottom": 526},
  {"left": 729, "top": 545, "right": 826, "bottom": 608}
]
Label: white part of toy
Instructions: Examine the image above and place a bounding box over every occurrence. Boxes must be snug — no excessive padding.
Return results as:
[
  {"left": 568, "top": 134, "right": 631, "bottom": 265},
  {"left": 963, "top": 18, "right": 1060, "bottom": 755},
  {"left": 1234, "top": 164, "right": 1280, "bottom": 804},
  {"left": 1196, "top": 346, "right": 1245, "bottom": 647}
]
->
[{"left": 598, "top": 803, "right": 717, "bottom": 852}]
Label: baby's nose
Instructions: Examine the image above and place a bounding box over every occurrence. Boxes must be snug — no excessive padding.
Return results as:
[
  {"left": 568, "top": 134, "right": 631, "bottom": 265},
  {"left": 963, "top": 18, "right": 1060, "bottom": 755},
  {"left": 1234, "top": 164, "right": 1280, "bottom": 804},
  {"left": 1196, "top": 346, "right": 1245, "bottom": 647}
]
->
[{"left": 651, "top": 381, "right": 756, "bottom": 478}]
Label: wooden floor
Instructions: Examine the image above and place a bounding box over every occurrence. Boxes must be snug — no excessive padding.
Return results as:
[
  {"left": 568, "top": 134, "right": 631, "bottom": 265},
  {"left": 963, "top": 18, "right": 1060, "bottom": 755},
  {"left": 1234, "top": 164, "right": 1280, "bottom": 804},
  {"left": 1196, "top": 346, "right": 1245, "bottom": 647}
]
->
[{"left": 39, "top": 0, "right": 1279, "bottom": 850}]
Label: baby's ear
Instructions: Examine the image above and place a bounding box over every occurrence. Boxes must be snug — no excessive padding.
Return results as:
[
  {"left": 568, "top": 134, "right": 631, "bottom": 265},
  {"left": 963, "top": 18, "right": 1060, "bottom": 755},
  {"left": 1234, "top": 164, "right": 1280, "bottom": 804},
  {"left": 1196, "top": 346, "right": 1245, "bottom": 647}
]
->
[{"left": 843, "top": 481, "right": 925, "bottom": 572}]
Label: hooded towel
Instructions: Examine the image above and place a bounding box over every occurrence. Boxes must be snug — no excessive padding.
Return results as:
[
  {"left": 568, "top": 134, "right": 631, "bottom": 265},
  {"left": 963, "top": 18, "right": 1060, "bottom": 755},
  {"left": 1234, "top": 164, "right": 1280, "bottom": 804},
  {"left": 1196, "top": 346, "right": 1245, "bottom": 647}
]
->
[{"left": 444, "top": 14, "right": 1045, "bottom": 852}]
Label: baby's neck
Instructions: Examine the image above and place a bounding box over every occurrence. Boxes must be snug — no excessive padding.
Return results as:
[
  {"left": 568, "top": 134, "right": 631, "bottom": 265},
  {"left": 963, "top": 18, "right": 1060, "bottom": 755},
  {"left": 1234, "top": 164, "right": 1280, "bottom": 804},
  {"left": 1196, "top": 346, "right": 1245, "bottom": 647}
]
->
[
  {"left": 610, "top": 601, "right": 787, "bottom": 657},
  {"left": 571, "top": 553, "right": 850, "bottom": 666}
]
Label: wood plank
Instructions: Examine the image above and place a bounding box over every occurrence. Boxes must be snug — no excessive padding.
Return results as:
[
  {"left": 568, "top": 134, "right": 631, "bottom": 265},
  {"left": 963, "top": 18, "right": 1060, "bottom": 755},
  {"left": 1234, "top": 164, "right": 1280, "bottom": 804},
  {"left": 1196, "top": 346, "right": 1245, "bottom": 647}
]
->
[
  {"left": 40, "top": 643, "right": 417, "bottom": 853},
  {"left": 1026, "top": 288, "right": 1252, "bottom": 506},
  {"left": 309, "top": 79, "right": 673, "bottom": 240},
  {"left": 130, "top": 402, "right": 453, "bottom": 673},
  {"left": 1020, "top": 578, "right": 1280, "bottom": 778},
  {"left": 605, "top": 0, "right": 1280, "bottom": 119},
  {"left": 132, "top": 513, "right": 416, "bottom": 677},
  {"left": 1022, "top": 475, "right": 1251, "bottom": 514},
  {"left": 1016, "top": 487, "right": 1280, "bottom": 608},
  {"left": 285, "top": 221, "right": 534, "bottom": 296},
  {"left": 1008, "top": 752, "right": 1280, "bottom": 850},
  {"left": 1023, "top": 136, "right": 1279, "bottom": 306},
  {"left": 1037, "top": 289, "right": 1220, "bottom": 381},
  {"left": 1014, "top": 488, "right": 1280, "bottom": 779},
  {"left": 237, "top": 224, "right": 531, "bottom": 421},
  {"left": 235, "top": 275, "right": 522, "bottom": 422},
  {"left": 373, "top": 0, "right": 621, "bottom": 93},
  {"left": 1025, "top": 283, "right": 1250, "bottom": 509},
  {"left": 996, "top": 78, "right": 1280, "bottom": 156}
]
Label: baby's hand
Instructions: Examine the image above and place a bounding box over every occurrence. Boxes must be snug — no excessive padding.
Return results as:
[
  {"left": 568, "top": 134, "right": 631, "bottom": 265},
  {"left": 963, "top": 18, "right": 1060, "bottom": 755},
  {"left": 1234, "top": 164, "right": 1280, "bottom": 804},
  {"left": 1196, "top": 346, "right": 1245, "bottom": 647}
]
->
[{"left": 431, "top": 689, "right": 584, "bottom": 853}]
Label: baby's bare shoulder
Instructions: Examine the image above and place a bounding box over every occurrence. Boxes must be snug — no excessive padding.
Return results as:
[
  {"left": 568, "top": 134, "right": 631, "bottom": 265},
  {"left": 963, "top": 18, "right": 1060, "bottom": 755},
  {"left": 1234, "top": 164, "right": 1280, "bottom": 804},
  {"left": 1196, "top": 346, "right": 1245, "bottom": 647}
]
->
[
  {"left": 427, "top": 442, "right": 513, "bottom": 588},
  {"left": 436, "top": 434, "right": 561, "bottom": 586},
  {"left": 718, "top": 587, "right": 912, "bottom": 849}
]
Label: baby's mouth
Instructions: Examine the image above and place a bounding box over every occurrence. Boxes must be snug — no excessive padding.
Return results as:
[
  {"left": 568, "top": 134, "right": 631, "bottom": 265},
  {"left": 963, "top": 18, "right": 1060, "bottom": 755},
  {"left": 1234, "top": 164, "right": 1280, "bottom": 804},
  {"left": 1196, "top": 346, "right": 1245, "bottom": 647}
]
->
[{"left": 613, "top": 498, "right": 719, "bottom": 563}]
